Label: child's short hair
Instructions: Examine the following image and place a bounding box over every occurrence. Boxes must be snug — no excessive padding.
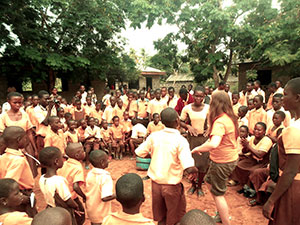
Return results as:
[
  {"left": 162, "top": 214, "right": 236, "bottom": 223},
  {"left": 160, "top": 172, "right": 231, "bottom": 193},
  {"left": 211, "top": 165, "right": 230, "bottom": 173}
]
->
[
  {"left": 48, "top": 116, "right": 59, "bottom": 125},
  {"left": 39, "top": 147, "right": 61, "bottom": 167},
  {"left": 0, "top": 178, "right": 17, "bottom": 198},
  {"left": 38, "top": 90, "right": 49, "bottom": 99},
  {"left": 2, "top": 126, "right": 25, "bottom": 144},
  {"left": 116, "top": 173, "right": 144, "bottom": 209},
  {"left": 161, "top": 108, "right": 178, "bottom": 127},
  {"left": 232, "top": 91, "right": 239, "bottom": 96},
  {"left": 274, "top": 110, "right": 286, "bottom": 120},
  {"left": 67, "top": 119, "right": 76, "bottom": 126},
  {"left": 239, "top": 125, "right": 249, "bottom": 133},
  {"left": 273, "top": 93, "right": 283, "bottom": 99},
  {"left": 239, "top": 106, "right": 248, "bottom": 113},
  {"left": 87, "top": 117, "right": 95, "bottom": 122},
  {"left": 65, "top": 112, "right": 72, "bottom": 118},
  {"left": 89, "top": 150, "right": 107, "bottom": 167},
  {"left": 254, "top": 95, "right": 264, "bottom": 103},
  {"left": 180, "top": 209, "right": 216, "bottom": 225},
  {"left": 112, "top": 116, "right": 119, "bottom": 122},
  {"left": 256, "top": 122, "right": 267, "bottom": 131},
  {"left": 152, "top": 113, "right": 159, "bottom": 118},
  {"left": 7, "top": 92, "right": 22, "bottom": 100},
  {"left": 32, "top": 207, "right": 72, "bottom": 225},
  {"left": 57, "top": 107, "right": 64, "bottom": 113}
]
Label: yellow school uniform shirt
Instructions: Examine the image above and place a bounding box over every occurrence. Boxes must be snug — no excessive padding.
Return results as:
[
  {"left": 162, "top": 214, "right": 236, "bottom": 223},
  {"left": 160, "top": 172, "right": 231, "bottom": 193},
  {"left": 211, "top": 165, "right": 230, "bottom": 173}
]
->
[
  {"left": 147, "top": 99, "right": 167, "bottom": 116},
  {"left": 39, "top": 175, "right": 72, "bottom": 207},
  {"left": 0, "top": 111, "right": 33, "bottom": 132},
  {"left": 135, "top": 99, "right": 149, "bottom": 119},
  {"left": 232, "top": 102, "right": 241, "bottom": 117},
  {"left": 109, "top": 124, "right": 124, "bottom": 139},
  {"left": 0, "top": 148, "right": 34, "bottom": 190},
  {"left": 146, "top": 121, "right": 165, "bottom": 135},
  {"left": 103, "top": 105, "right": 115, "bottom": 123},
  {"left": 103, "top": 211, "right": 155, "bottom": 225},
  {"left": 120, "top": 119, "right": 133, "bottom": 133},
  {"left": 57, "top": 158, "right": 85, "bottom": 199},
  {"left": 44, "top": 129, "right": 66, "bottom": 154},
  {"left": 135, "top": 128, "right": 194, "bottom": 184},
  {"left": 248, "top": 107, "right": 267, "bottom": 134},
  {"left": 113, "top": 106, "right": 126, "bottom": 121},
  {"left": 0, "top": 211, "right": 32, "bottom": 225},
  {"left": 85, "top": 168, "right": 113, "bottom": 223}
]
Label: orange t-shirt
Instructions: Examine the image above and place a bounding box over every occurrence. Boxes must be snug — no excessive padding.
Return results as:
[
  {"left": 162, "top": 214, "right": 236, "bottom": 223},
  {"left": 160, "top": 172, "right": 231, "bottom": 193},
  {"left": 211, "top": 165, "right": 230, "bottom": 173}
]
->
[
  {"left": 266, "top": 124, "right": 285, "bottom": 140},
  {"left": 266, "top": 93, "right": 274, "bottom": 110},
  {"left": 135, "top": 99, "right": 149, "bottom": 118},
  {"left": 135, "top": 128, "right": 194, "bottom": 184},
  {"left": 57, "top": 158, "right": 85, "bottom": 199},
  {"left": 26, "top": 105, "right": 39, "bottom": 127},
  {"left": 248, "top": 135, "right": 273, "bottom": 161},
  {"left": 127, "top": 100, "right": 137, "bottom": 118},
  {"left": 0, "top": 111, "right": 33, "bottom": 132},
  {"left": 0, "top": 211, "right": 32, "bottom": 225},
  {"left": 85, "top": 168, "right": 113, "bottom": 223},
  {"left": 120, "top": 120, "right": 133, "bottom": 133},
  {"left": 103, "top": 105, "right": 115, "bottom": 123},
  {"left": 232, "top": 103, "right": 241, "bottom": 117},
  {"left": 146, "top": 121, "right": 165, "bottom": 135},
  {"left": 100, "top": 128, "right": 111, "bottom": 142},
  {"left": 102, "top": 211, "right": 155, "bottom": 225},
  {"left": 65, "top": 130, "right": 79, "bottom": 143},
  {"left": 113, "top": 106, "right": 126, "bottom": 121},
  {"left": 70, "top": 108, "right": 86, "bottom": 121},
  {"left": 77, "top": 127, "right": 86, "bottom": 140},
  {"left": 209, "top": 113, "right": 238, "bottom": 163},
  {"left": 90, "top": 109, "right": 103, "bottom": 123},
  {"left": 84, "top": 104, "right": 95, "bottom": 116},
  {"left": 248, "top": 107, "right": 267, "bottom": 134},
  {"left": 44, "top": 129, "right": 66, "bottom": 154},
  {"left": 0, "top": 148, "right": 34, "bottom": 190},
  {"left": 109, "top": 124, "right": 124, "bottom": 139},
  {"left": 147, "top": 99, "right": 167, "bottom": 116}
]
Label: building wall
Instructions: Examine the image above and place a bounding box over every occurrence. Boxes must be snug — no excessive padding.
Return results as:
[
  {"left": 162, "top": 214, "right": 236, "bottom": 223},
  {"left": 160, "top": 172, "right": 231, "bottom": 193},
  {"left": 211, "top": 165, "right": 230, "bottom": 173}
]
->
[
  {"left": 163, "top": 81, "right": 195, "bottom": 93},
  {"left": 139, "top": 76, "right": 146, "bottom": 90},
  {"left": 152, "top": 77, "right": 161, "bottom": 90}
]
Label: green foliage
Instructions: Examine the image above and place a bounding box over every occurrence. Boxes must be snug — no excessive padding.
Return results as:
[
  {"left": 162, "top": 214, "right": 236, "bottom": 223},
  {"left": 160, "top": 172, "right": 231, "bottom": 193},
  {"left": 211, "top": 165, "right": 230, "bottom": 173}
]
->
[{"left": 0, "top": 0, "right": 137, "bottom": 90}]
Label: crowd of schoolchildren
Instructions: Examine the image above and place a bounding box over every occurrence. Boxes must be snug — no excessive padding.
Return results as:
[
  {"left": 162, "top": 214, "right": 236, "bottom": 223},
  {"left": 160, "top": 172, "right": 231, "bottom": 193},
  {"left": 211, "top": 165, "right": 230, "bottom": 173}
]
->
[{"left": 0, "top": 77, "right": 299, "bottom": 225}]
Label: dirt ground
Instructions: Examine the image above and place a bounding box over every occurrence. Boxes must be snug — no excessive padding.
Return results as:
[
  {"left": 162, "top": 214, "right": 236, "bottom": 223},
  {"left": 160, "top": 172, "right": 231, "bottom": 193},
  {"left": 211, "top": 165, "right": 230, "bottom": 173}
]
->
[{"left": 34, "top": 157, "right": 268, "bottom": 225}]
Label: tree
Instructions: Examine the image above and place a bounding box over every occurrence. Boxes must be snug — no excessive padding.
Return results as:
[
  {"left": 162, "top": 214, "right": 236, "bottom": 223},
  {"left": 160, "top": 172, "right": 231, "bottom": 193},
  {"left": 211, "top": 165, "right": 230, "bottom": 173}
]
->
[{"left": 0, "top": 0, "right": 136, "bottom": 90}]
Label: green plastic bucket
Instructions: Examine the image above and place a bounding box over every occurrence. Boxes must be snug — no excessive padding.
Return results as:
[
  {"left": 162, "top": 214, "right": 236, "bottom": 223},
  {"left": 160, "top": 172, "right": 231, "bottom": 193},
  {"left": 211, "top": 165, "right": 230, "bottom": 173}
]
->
[{"left": 136, "top": 157, "right": 151, "bottom": 171}]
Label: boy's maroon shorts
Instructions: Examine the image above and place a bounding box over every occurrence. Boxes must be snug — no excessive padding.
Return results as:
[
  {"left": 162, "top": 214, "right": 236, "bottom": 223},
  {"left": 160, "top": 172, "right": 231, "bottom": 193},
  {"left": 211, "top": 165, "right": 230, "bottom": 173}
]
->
[{"left": 151, "top": 181, "right": 186, "bottom": 225}]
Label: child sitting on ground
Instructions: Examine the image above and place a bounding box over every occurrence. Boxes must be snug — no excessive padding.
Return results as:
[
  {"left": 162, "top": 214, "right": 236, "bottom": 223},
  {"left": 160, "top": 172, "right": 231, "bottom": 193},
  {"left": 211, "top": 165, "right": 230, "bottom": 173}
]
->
[
  {"left": 100, "top": 120, "right": 112, "bottom": 159},
  {"left": 129, "top": 119, "right": 147, "bottom": 157},
  {"left": 146, "top": 113, "right": 165, "bottom": 136},
  {"left": 102, "top": 173, "right": 155, "bottom": 225},
  {"left": 85, "top": 150, "right": 115, "bottom": 225},
  {"left": 266, "top": 111, "right": 285, "bottom": 143},
  {"left": 38, "top": 147, "right": 79, "bottom": 223},
  {"left": 65, "top": 119, "right": 79, "bottom": 144},
  {"left": 44, "top": 116, "right": 66, "bottom": 155},
  {"left": 77, "top": 119, "right": 87, "bottom": 143},
  {"left": 0, "top": 126, "right": 36, "bottom": 217},
  {"left": 84, "top": 117, "right": 101, "bottom": 169},
  {"left": 110, "top": 116, "right": 125, "bottom": 160},
  {"left": 57, "top": 143, "right": 86, "bottom": 225},
  {"left": 0, "top": 178, "right": 33, "bottom": 225}
]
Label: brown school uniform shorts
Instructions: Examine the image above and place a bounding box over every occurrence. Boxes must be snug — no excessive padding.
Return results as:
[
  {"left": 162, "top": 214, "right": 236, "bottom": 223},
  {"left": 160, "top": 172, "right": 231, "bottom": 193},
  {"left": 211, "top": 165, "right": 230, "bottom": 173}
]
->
[
  {"left": 151, "top": 181, "right": 186, "bottom": 225},
  {"left": 205, "top": 160, "right": 237, "bottom": 196}
]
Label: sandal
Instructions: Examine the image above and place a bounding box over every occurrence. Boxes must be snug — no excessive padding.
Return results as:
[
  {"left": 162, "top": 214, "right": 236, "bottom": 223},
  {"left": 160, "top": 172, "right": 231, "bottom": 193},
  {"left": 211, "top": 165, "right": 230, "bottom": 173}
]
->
[
  {"left": 248, "top": 199, "right": 260, "bottom": 207},
  {"left": 197, "top": 188, "right": 205, "bottom": 197},
  {"left": 187, "top": 186, "right": 196, "bottom": 195},
  {"left": 227, "top": 180, "right": 238, "bottom": 187}
]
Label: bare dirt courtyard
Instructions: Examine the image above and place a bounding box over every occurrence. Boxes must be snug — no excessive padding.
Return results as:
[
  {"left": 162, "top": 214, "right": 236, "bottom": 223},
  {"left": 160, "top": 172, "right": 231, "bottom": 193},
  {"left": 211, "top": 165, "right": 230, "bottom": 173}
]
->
[{"left": 35, "top": 158, "right": 268, "bottom": 225}]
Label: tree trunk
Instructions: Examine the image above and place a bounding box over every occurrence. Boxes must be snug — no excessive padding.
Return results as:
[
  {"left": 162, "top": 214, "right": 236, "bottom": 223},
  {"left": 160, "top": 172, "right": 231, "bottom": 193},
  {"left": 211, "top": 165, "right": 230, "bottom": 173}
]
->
[
  {"left": 48, "top": 68, "right": 55, "bottom": 91},
  {"left": 223, "top": 48, "right": 233, "bottom": 82},
  {"left": 213, "top": 65, "right": 219, "bottom": 88}
]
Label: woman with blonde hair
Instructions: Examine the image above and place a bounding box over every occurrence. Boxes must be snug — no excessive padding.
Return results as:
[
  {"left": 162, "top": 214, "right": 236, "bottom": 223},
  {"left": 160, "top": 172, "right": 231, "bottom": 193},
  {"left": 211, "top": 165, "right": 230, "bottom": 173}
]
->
[{"left": 192, "top": 91, "right": 239, "bottom": 225}]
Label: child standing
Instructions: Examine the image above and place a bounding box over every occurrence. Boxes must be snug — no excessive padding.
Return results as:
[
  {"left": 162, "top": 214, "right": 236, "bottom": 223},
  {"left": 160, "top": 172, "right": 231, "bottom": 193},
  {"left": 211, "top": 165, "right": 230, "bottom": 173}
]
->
[
  {"left": 103, "top": 96, "right": 117, "bottom": 125},
  {"left": 248, "top": 95, "right": 267, "bottom": 135},
  {"left": 238, "top": 106, "right": 249, "bottom": 127},
  {"left": 110, "top": 116, "right": 125, "bottom": 160},
  {"left": 57, "top": 143, "right": 86, "bottom": 225},
  {"left": 0, "top": 126, "right": 36, "bottom": 217},
  {"left": 44, "top": 116, "right": 66, "bottom": 155},
  {"left": 65, "top": 119, "right": 79, "bottom": 144},
  {"left": 38, "top": 147, "right": 79, "bottom": 222},
  {"left": 0, "top": 178, "right": 33, "bottom": 224},
  {"left": 146, "top": 113, "right": 165, "bottom": 135},
  {"left": 232, "top": 92, "right": 241, "bottom": 117},
  {"left": 266, "top": 111, "right": 285, "bottom": 143},
  {"left": 102, "top": 173, "right": 155, "bottom": 225},
  {"left": 90, "top": 102, "right": 103, "bottom": 124},
  {"left": 136, "top": 108, "right": 197, "bottom": 225},
  {"left": 71, "top": 99, "right": 86, "bottom": 121},
  {"left": 84, "top": 117, "right": 101, "bottom": 169},
  {"left": 100, "top": 120, "right": 112, "bottom": 158},
  {"left": 85, "top": 150, "right": 115, "bottom": 225}
]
